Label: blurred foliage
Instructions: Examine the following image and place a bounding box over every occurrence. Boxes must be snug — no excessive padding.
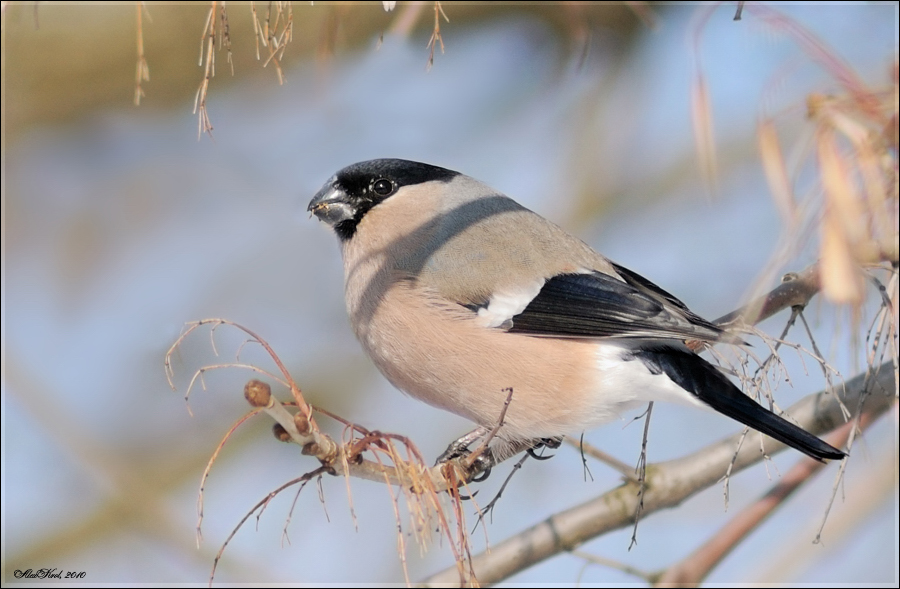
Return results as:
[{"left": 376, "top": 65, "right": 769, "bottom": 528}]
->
[{"left": 3, "top": 1, "right": 642, "bottom": 140}]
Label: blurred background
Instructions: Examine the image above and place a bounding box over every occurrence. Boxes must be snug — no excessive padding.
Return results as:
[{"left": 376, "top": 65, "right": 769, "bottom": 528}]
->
[{"left": 2, "top": 2, "right": 897, "bottom": 585}]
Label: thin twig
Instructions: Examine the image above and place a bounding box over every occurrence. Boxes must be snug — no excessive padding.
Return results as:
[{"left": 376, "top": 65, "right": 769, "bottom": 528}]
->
[
  {"left": 565, "top": 435, "right": 640, "bottom": 483},
  {"left": 628, "top": 402, "right": 653, "bottom": 550},
  {"left": 464, "top": 387, "right": 515, "bottom": 471}
]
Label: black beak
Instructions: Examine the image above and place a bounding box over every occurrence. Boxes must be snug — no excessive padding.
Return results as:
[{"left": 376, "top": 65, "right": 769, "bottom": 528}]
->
[{"left": 308, "top": 182, "right": 355, "bottom": 226}]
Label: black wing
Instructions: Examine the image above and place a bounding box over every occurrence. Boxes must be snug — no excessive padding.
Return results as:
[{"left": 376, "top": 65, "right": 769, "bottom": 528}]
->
[{"left": 507, "top": 268, "right": 724, "bottom": 342}]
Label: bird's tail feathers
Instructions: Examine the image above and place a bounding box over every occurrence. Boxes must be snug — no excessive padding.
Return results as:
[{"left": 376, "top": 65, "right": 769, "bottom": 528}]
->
[{"left": 633, "top": 346, "right": 846, "bottom": 461}]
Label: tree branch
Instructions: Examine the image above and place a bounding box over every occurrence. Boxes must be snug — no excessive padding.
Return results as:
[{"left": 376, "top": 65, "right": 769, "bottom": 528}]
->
[
  {"left": 714, "top": 264, "right": 822, "bottom": 328},
  {"left": 654, "top": 404, "right": 881, "bottom": 586}
]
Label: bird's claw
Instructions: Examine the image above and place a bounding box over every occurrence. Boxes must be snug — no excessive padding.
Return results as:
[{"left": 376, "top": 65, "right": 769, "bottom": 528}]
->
[{"left": 435, "top": 434, "right": 496, "bottom": 483}]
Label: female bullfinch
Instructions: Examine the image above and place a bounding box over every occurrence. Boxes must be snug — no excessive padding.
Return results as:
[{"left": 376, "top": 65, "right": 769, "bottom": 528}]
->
[{"left": 309, "top": 159, "right": 845, "bottom": 463}]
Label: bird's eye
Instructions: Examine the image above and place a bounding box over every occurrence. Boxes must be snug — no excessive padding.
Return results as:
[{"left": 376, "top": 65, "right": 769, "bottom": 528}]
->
[{"left": 372, "top": 178, "right": 394, "bottom": 196}]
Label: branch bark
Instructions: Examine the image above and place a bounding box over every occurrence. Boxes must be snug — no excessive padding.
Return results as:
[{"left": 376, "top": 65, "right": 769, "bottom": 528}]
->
[{"left": 654, "top": 404, "right": 882, "bottom": 586}]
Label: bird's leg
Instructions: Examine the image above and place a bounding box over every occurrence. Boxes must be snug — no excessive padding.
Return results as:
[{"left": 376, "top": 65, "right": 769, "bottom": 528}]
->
[
  {"left": 435, "top": 427, "right": 495, "bottom": 482},
  {"left": 435, "top": 426, "right": 490, "bottom": 463},
  {"left": 436, "top": 430, "right": 563, "bottom": 482}
]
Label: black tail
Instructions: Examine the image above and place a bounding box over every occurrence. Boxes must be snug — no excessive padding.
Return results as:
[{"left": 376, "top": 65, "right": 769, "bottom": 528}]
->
[{"left": 632, "top": 346, "right": 846, "bottom": 461}]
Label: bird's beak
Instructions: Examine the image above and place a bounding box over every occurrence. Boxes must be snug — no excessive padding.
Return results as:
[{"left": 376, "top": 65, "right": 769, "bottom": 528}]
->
[{"left": 308, "top": 183, "right": 355, "bottom": 226}]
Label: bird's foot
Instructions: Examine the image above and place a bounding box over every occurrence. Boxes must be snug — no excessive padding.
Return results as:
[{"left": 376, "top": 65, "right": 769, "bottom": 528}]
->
[
  {"left": 435, "top": 427, "right": 495, "bottom": 482},
  {"left": 436, "top": 431, "right": 563, "bottom": 483}
]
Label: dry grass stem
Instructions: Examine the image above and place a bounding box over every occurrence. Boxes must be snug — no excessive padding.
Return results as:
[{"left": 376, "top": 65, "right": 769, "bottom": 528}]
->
[
  {"left": 133, "top": 2, "right": 150, "bottom": 106},
  {"left": 425, "top": 1, "right": 448, "bottom": 71}
]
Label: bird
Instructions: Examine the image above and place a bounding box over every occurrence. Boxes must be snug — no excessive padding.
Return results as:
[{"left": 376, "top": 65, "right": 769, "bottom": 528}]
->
[{"left": 308, "top": 158, "right": 845, "bottom": 468}]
